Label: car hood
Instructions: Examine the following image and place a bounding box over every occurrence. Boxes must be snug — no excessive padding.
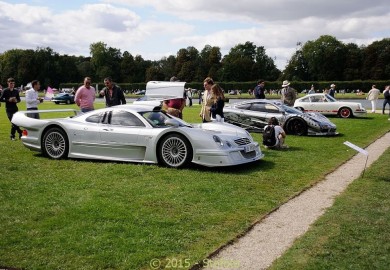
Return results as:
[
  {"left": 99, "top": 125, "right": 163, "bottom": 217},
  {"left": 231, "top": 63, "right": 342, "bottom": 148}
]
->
[{"left": 191, "top": 122, "right": 250, "bottom": 138}]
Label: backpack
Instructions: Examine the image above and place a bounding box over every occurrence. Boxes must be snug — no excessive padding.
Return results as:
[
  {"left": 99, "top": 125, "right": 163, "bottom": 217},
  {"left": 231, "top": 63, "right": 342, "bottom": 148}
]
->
[{"left": 263, "top": 125, "right": 277, "bottom": 147}]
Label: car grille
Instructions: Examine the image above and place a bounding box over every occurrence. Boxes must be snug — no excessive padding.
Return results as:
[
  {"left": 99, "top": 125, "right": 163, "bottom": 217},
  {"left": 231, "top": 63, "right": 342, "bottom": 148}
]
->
[
  {"left": 240, "top": 150, "right": 257, "bottom": 158},
  {"left": 234, "top": 138, "right": 251, "bottom": 145}
]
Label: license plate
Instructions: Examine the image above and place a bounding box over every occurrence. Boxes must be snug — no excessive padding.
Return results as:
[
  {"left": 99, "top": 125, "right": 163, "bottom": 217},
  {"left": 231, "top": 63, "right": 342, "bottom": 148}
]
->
[{"left": 244, "top": 143, "right": 256, "bottom": 153}]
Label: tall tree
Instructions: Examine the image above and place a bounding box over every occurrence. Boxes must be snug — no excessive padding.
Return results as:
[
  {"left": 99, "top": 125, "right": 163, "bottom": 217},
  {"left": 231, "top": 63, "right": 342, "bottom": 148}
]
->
[
  {"left": 361, "top": 38, "right": 390, "bottom": 80},
  {"left": 301, "top": 35, "right": 347, "bottom": 81}
]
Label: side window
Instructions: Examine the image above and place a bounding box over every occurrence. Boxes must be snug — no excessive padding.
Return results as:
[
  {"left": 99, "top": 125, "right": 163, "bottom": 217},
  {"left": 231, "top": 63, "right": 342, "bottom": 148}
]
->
[
  {"left": 86, "top": 113, "right": 103, "bottom": 123},
  {"left": 300, "top": 97, "right": 310, "bottom": 103},
  {"left": 236, "top": 104, "right": 251, "bottom": 110},
  {"left": 264, "top": 104, "right": 280, "bottom": 113},
  {"left": 250, "top": 103, "right": 267, "bottom": 112},
  {"left": 110, "top": 110, "right": 145, "bottom": 127}
]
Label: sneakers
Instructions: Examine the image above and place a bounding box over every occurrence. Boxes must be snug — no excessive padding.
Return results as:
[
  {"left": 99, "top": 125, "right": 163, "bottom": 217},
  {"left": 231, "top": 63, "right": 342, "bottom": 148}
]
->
[
  {"left": 280, "top": 145, "right": 289, "bottom": 149},
  {"left": 10, "top": 136, "right": 16, "bottom": 141}
]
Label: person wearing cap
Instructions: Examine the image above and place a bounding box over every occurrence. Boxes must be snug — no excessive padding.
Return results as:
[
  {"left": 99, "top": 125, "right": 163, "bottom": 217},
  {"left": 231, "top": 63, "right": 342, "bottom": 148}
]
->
[
  {"left": 0, "top": 77, "right": 23, "bottom": 140},
  {"left": 329, "top": 84, "right": 336, "bottom": 98},
  {"left": 281, "top": 80, "right": 297, "bottom": 106}
]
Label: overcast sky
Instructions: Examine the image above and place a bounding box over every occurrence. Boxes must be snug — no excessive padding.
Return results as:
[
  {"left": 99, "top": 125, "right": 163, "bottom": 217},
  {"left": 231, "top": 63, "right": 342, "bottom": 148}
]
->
[{"left": 1, "top": 0, "right": 389, "bottom": 70}]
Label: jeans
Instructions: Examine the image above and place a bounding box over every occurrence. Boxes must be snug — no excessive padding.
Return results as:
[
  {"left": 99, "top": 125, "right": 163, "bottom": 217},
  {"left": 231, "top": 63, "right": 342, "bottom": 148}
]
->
[
  {"left": 27, "top": 107, "right": 40, "bottom": 119},
  {"left": 81, "top": 108, "right": 94, "bottom": 113},
  {"left": 6, "top": 110, "right": 22, "bottom": 138},
  {"left": 383, "top": 99, "right": 390, "bottom": 115}
]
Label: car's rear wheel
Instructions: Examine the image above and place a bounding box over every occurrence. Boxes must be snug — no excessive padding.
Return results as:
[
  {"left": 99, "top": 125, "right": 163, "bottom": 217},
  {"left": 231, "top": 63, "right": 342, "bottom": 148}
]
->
[
  {"left": 54, "top": 101, "right": 59, "bottom": 104},
  {"left": 157, "top": 133, "right": 192, "bottom": 168},
  {"left": 66, "top": 99, "right": 71, "bottom": 104},
  {"left": 338, "top": 107, "right": 352, "bottom": 118},
  {"left": 42, "top": 127, "right": 69, "bottom": 159},
  {"left": 286, "top": 119, "right": 307, "bottom": 136}
]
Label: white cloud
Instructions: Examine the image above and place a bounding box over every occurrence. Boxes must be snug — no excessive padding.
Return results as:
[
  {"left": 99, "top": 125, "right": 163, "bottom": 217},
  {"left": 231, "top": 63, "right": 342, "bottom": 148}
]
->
[{"left": 0, "top": 0, "right": 389, "bottom": 70}]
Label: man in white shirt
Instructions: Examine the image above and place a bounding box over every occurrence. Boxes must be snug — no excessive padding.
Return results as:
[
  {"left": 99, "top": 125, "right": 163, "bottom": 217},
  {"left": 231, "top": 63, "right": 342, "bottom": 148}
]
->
[
  {"left": 367, "top": 84, "right": 381, "bottom": 113},
  {"left": 25, "top": 80, "right": 43, "bottom": 119}
]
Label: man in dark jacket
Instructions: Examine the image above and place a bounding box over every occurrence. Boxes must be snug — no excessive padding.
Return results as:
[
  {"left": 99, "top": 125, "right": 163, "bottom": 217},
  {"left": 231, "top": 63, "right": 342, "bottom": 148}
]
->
[
  {"left": 0, "top": 78, "right": 23, "bottom": 140},
  {"left": 254, "top": 80, "right": 266, "bottom": 99},
  {"left": 100, "top": 77, "right": 126, "bottom": 107}
]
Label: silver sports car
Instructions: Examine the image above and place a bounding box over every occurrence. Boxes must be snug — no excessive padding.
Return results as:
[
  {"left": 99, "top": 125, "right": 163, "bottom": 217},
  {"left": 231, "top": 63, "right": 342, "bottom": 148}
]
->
[
  {"left": 224, "top": 100, "right": 338, "bottom": 136},
  {"left": 12, "top": 105, "right": 264, "bottom": 168}
]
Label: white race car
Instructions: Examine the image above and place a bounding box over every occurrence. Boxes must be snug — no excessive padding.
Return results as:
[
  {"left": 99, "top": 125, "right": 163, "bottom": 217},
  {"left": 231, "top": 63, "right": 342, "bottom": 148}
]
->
[
  {"left": 12, "top": 105, "right": 264, "bottom": 168},
  {"left": 294, "top": 94, "right": 367, "bottom": 118}
]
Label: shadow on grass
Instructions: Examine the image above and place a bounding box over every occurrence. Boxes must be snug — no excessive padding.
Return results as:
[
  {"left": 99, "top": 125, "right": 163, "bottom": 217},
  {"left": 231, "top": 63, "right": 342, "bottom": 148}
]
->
[{"left": 31, "top": 152, "right": 276, "bottom": 174}]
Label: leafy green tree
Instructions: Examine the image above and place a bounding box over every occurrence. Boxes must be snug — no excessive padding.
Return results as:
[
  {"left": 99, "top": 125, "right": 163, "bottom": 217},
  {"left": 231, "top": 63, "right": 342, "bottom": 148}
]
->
[
  {"left": 159, "top": 55, "right": 177, "bottom": 81},
  {"left": 343, "top": 43, "right": 363, "bottom": 80},
  {"left": 199, "top": 45, "right": 222, "bottom": 81},
  {"left": 120, "top": 51, "right": 135, "bottom": 82},
  {"left": 90, "top": 42, "right": 122, "bottom": 81},
  {"left": 361, "top": 38, "right": 390, "bottom": 80},
  {"left": 220, "top": 42, "right": 257, "bottom": 81},
  {"left": 252, "top": 46, "right": 281, "bottom": 81},
  {"left": 301, "top": 35, "right": 347, "bottom": 81}
]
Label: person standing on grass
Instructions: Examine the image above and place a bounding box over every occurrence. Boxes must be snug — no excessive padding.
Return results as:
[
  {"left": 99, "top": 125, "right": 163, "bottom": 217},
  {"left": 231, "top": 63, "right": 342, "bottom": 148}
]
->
[
  {"left": 25, "top": 80, "right": 43, "bottom": 119},
  {"left": 329, "top": 83, "right": 336, "bottom": 97},
  {"left": 99, "top": 77, "right": 126, "bottom": 107},
  {"left": 382, "top": 85, "right": 390, "bottom": 118},
  {"left": 281, "top": 80, "right": 297, "bottom": 107},
  {"left": 0, "top": 78, "right": 23, "bottom": 140},
  {"left": 200, "top": 77, "right": 214, "bottom": 122},
  {"left": 367, "top": 84, "right": 381, "bottom": 113},
  {"left": 75, "top": 77, "right": 95, "bottom": 113},
  {"left": 254, "top": 80, "right": 266, "bottom": 99},
  {"left": 209, "top": 84, "right": 225, "bottom": 122}
]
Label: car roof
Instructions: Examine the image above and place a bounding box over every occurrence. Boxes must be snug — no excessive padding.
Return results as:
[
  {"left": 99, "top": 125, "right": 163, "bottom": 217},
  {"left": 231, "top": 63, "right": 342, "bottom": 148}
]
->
[
  {"left": 230, "top": 99, "right": 283, "bottom": 107},
  {"left": 111, "top": 104, "right": 161, "bottom": 112}
]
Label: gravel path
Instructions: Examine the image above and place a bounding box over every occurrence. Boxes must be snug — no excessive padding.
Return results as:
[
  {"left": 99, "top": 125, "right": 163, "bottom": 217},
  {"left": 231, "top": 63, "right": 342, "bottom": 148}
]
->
[{"left": 204, "top": 131, "right": 390, "bottom": 270}]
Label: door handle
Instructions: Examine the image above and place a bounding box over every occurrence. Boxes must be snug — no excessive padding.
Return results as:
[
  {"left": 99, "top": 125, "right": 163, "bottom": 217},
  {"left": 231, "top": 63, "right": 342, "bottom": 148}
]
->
[{"left": 102, "top": 128, "right": 113, "bottom": 131}]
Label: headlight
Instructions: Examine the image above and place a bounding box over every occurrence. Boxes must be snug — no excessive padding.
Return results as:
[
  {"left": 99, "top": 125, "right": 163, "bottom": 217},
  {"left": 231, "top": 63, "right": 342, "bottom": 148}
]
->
[{"left": 213, "top": 135, "right": 224, "bottom": 146}]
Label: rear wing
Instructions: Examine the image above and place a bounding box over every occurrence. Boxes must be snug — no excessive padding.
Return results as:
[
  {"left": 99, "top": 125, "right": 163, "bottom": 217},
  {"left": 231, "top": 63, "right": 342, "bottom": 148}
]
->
[
  {"left": 145, "top": 81, "right": 186, "bottom": 99},
  {"left": 12, "top": 109, "right": 80, "bottom": 127}
]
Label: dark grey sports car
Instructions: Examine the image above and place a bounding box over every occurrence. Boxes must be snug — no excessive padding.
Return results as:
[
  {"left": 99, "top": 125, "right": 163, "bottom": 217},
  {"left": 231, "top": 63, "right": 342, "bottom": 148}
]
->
[{"left": 224, "top": 100, "right": 338, "bottom": 136}]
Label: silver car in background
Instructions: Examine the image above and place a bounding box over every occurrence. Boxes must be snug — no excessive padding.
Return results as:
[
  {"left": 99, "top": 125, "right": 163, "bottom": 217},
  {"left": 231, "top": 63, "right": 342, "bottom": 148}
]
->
[{"left": 224, "top": 100, "right": 338, "bottom": 136}]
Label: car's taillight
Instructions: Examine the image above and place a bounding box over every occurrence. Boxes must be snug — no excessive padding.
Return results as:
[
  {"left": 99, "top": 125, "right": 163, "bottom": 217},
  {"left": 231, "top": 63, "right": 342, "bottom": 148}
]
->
[{"left": 22, "top": 129, "right": 28, "bottom": 136}]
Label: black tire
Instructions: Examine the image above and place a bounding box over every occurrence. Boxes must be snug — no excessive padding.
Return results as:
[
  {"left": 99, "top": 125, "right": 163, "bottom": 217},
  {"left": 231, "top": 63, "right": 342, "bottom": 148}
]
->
[
  {"left": 338, "top": 107, "right": 352, "bottom": 118},
  {"left": 286, "top": 118, "right": 307, "bottom": 136},
  {"left": 54, "top": 101, "right": 59, "bottom": 104},
  {"left": 42, "top": 127, "right": 69, "bottom": 159},
  {"left": 66, "top": 99, "right": 71, "bottom": 104},
  {"left": 157, "top": 133, "right": 193, "bottom": 168}
]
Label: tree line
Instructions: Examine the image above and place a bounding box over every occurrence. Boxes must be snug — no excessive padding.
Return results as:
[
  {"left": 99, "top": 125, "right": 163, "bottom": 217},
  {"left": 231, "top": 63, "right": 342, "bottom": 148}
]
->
[{"left": 0, "top": 35, "right": 388, "bottom": 89}]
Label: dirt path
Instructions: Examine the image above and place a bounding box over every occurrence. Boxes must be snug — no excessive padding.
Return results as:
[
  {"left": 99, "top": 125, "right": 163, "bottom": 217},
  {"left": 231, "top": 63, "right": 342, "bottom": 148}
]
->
[{"left": 204, "top": 132, "right": 390, "bottom": 270}]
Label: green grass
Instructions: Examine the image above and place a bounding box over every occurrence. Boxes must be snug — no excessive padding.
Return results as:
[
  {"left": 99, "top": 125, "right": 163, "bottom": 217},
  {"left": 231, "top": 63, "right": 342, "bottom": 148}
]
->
[
  {"left": 0, "top": 102, "right": 389, "bottom": 269},
  {"left": 270, "top": 148, "right": 390, "bottom": 270}
]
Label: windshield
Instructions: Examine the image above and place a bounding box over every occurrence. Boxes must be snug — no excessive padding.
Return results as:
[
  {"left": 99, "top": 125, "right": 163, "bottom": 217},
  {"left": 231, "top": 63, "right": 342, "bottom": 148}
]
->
[
  {"left": 140, "top": 111, "right": 191, "bottom": 128},
  {"left": 281, "top": 104, "right": 303, "bottom": 114},
  {"left": 325, "top": 94, "right": 337, "bottom": 102}
]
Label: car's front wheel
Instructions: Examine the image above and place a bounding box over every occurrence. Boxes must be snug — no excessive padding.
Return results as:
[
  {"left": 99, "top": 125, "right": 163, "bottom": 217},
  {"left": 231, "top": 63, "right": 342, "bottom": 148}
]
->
[
  {"left": 66, "top": 99, "right": 71, "bottom": 104},
  {"left": 286, "top": 118, "right": 307, "bottom": 136},
  {"left": 157, "top": 133, "right": 192, "bottom": 168},
  {"left": 42, "top": 127, "right": 69, "bottom": 159},
  {"left": 338, "top": 107, "right": 352, "bottom": 118}
]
